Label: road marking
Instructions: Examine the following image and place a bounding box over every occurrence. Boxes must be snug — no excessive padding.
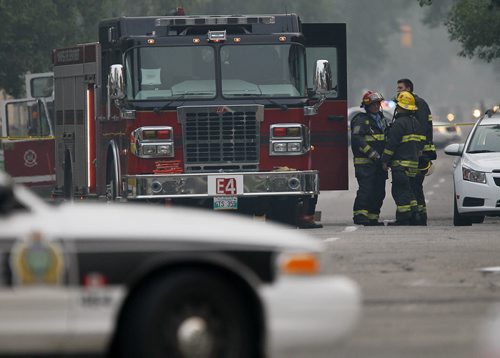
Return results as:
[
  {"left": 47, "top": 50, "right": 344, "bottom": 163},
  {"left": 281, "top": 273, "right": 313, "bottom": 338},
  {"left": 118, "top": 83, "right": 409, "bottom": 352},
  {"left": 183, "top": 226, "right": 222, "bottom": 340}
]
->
[
  {"left": 432, "top": 183, "right": 440, "bottom": 188},
  {"left": 407, "top": 278, "right": 474, "bottom": 288},
  {"left": 343, "top": 226, "right": 358, "bottom": 232},
  {"left": 439, "top": 178, "right": 446, "bottom": 183},
  {"left": 426, "top": 191, "right": 434, "bottom": 196},
  {"left": 324, "top": 237, "right": 341, "bottom": 243}
]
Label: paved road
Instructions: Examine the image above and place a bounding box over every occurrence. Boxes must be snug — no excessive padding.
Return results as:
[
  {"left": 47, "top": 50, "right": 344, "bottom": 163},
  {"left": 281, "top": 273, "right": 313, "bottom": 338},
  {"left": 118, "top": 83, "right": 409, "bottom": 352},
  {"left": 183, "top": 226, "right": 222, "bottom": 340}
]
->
[{"left": 307, "top": 149, "right": 500, "bottom": 358}]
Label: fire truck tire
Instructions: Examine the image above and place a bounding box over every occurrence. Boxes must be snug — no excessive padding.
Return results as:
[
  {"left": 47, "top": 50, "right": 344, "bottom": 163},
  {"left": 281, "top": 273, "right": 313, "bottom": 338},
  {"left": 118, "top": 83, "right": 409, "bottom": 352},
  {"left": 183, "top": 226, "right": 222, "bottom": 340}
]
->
[
  {"left": 115, "top": 270, "right": 254, "bottom": 358},
  {"left": 268, "top": 196, "right": 301, "bottom": 226},
  {"left": 106, "top": 161, "right": 117, "bottom": 201}
]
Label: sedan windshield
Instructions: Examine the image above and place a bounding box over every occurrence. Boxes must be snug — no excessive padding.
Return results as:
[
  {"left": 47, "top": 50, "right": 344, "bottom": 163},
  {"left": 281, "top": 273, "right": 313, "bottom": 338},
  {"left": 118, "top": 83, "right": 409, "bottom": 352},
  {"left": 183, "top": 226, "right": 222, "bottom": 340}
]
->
[
  {"left": 220, "top": 44, "right": 306, "bottom": 98},
  {"left": 125, "top": 46, "right": 216, "bottom": 100},
  {"left": 468, "top": 124, "right": 500, "bottom": 153}
]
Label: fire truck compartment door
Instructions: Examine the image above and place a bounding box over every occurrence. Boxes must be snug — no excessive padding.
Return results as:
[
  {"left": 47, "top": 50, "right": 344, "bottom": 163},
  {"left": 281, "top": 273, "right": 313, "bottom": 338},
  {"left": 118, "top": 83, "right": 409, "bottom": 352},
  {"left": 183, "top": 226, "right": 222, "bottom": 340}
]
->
[{"left": 303, "top": 23, "right": 348, "bottom": 191}]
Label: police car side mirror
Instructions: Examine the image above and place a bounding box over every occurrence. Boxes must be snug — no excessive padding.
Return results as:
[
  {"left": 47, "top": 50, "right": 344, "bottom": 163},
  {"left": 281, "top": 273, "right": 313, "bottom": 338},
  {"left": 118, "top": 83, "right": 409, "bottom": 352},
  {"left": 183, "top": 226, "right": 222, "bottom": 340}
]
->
[{"left": 444, "top": 143, "right": 464, "bottom": 156}]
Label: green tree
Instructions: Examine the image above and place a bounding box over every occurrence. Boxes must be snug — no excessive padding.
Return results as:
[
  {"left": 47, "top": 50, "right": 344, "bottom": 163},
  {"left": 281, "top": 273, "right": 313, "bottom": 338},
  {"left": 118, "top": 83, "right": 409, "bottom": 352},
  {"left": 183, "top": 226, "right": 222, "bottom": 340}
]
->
[
  {"left": 0, "top": 0, "right": 112, "bottom": 97},
  {"left": 446, "top": 0, "right": 500, "bottom": 61}
]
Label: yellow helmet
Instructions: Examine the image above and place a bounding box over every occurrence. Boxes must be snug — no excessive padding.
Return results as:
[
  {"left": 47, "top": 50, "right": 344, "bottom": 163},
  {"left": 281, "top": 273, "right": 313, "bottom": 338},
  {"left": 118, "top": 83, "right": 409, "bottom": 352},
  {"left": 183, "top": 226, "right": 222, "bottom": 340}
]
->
[{"left": 396, "top": 91, "right": 418, "bottom": 111}]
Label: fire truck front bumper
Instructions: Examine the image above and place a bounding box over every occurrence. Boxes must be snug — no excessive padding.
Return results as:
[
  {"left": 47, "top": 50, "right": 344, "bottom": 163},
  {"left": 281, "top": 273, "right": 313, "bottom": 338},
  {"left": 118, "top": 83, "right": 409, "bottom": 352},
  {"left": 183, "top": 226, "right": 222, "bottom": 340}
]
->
[{"left": 123, "top": 170, "right": 319, "bottom": 199}]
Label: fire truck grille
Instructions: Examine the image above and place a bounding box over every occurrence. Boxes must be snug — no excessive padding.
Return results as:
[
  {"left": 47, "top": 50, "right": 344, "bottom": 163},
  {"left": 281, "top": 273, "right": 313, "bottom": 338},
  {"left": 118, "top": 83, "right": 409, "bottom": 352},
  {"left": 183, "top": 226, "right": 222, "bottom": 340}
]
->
[{"left": 179, "top": 106, "right": 262, "bottom": 172}]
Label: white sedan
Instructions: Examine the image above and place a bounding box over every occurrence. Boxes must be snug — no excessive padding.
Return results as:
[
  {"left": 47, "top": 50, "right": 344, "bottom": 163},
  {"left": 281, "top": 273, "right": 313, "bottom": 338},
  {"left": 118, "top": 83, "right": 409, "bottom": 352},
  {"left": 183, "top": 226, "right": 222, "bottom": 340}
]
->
[
  {"left": 0, "top": 171, "right": 360, "bottom": 357},
  {"left": 445, "top": 110, "right": 500, "bottom": 226}
]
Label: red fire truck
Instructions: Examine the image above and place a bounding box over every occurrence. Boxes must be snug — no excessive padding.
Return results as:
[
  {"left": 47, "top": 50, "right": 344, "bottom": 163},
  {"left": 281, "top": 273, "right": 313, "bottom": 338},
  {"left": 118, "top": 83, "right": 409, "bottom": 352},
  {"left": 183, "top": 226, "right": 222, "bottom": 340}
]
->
[
  {"left": 0, "top": 72, "right": 55, "bottom": 197},
  {"left": 52, "top": 14, "right": 348, "bottom": 227}
]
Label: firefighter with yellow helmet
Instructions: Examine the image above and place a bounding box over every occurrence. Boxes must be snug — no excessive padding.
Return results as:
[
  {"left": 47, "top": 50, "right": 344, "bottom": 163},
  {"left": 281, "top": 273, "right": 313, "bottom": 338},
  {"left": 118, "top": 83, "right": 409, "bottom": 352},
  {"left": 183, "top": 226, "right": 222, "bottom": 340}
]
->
[
  {"left": 381, "top": 91, "right": 424, "bottom": 225},
  {"left": 351, "top": 90, "right": 389, "bottom": 226},
  {"left": 396, "top": 79, "right": 436, "bottom": 225}
]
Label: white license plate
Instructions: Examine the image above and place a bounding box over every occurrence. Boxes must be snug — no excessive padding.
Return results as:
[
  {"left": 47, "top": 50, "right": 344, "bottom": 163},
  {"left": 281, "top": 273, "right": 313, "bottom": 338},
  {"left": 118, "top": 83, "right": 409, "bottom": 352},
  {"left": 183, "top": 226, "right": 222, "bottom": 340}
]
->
[{"left": 213, "top": 196, "right": 238, "bottom": 210}]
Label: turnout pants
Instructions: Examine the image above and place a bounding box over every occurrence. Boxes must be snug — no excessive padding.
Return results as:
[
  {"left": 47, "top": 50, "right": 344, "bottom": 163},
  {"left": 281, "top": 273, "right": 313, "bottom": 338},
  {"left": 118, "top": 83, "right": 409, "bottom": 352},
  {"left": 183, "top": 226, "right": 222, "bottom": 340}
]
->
[
  {"left": 410, "top": 172, "right": 427, "bottom": 224},
  {"left": 391, "top": 166, "right": 418, "bottom": 223},
  {"left": 353, "top": 163, "right": 387, "bottom": 223}
]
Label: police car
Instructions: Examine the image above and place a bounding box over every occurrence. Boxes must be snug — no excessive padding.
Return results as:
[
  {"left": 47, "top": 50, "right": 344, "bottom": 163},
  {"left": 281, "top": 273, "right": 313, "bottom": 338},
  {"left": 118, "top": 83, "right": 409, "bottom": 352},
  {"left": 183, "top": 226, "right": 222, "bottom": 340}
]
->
[{"left": 0, "top": 171, "right": 360, "bottom": 357}]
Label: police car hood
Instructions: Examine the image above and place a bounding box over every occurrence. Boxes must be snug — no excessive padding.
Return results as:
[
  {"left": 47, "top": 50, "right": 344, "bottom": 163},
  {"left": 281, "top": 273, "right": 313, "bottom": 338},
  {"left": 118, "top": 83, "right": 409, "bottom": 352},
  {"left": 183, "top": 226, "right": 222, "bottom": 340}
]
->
[
  {"left": 463, "top": 152, "right": 500, "bottom": 172},
  {"left": 33, "top": 200, "right": 321, "bottom": 252}
]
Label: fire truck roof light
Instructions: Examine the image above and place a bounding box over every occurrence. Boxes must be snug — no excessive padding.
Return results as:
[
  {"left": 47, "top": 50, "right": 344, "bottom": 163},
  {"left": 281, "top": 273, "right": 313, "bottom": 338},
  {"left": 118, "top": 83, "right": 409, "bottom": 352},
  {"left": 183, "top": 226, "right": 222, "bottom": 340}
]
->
[
  {"left": 155, "top": 15, "right": 275, "bottom": 27},
  {"left": 208, "top": 30, "right": 226, "bottom": 42}
]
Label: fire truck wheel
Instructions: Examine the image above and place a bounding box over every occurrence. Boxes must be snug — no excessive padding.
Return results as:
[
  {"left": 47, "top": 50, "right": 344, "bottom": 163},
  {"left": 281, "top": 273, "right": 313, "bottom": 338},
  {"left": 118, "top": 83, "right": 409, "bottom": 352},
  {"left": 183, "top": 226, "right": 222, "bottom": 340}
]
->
[
  {"left": 106, "top": 164, "right": 117, "bottom": 201},
  {"left": 115, "top": 270, "right": 254, "bottom": 358},
  {"left": 268, "top": 196, "right": 301, "bottom": 226}
]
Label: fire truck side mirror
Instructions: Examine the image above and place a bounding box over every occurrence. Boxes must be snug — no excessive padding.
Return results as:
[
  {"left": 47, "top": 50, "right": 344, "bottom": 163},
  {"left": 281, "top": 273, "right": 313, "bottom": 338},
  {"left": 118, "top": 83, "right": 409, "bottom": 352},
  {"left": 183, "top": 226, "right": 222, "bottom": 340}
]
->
[
  {"left": 108, "top": 64, "right": 126, "bottom": 102},
  {"left": 304, "top": 60, "right": 333, "bottom": 116},
  {"left": 313, "top": 59, "right": 333, "bottom": 95}
]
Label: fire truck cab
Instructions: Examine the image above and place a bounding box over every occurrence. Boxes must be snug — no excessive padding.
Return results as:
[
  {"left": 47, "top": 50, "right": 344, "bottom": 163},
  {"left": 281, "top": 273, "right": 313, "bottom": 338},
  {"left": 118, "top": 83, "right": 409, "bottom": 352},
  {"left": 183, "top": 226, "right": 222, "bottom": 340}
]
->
[{"left": 52, "top": 14, "right": 348, "bottom": 226}]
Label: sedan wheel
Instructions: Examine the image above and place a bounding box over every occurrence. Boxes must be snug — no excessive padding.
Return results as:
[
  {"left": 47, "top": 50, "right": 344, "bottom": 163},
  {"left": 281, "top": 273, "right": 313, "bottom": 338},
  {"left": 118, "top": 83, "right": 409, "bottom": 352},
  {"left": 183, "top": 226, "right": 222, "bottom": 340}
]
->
[{"left": 453, "top": 193, "right": 472, "bottom": 226}]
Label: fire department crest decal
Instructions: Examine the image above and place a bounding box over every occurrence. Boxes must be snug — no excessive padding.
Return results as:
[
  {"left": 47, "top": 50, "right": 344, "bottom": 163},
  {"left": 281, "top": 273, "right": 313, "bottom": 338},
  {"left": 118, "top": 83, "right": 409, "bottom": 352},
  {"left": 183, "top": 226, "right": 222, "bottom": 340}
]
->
[
  {"left": 10, "top": 232, "right": 65, "bottom": 285},
  {"left": 23, "top": 149, "right": 38, "bottom": 168}
]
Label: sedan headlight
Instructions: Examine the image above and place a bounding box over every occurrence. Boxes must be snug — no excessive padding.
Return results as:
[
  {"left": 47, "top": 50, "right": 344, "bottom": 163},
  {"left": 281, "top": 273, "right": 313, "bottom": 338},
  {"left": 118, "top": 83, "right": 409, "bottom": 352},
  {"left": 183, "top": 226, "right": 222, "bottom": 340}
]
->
[{"left": 462, "top": 165, "right": 487, "bottom": 184}]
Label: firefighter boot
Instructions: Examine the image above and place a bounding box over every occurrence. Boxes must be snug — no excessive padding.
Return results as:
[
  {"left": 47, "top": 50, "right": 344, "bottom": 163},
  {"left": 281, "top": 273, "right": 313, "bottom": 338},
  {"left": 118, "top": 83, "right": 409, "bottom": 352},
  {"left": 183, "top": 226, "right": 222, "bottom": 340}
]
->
[
  {"left": 353, "top": 214, "right": 371, "bottom": 226},
  {"left": 410, "top": 212, "right": 422, "bottom": 226},
  {"left": 368, "top": 219, "right": 385, "bottom": 226},
  {"left": 297, "top": 215, "right": 323, "bottom": 229}
]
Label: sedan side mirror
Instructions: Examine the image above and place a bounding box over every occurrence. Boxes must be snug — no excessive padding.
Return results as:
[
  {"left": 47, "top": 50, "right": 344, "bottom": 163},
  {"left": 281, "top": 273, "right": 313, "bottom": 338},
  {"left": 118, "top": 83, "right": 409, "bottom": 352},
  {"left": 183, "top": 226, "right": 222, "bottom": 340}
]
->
[{"left": 444, "top": 143, "right": 464, "bottom": 156}]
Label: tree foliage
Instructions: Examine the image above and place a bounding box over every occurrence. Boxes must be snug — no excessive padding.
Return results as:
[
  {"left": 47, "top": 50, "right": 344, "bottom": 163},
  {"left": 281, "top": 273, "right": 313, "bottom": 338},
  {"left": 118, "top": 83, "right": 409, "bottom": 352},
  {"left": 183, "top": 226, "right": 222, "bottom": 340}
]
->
[
  {"left": 446, "top": 0, "right": 500, "bottom": 61},
  {"left": 0, "top": 0, "right": 112, "bottom": 96},
  {"left": 0, "top": 0, "right": 410, "bottom": 101}
]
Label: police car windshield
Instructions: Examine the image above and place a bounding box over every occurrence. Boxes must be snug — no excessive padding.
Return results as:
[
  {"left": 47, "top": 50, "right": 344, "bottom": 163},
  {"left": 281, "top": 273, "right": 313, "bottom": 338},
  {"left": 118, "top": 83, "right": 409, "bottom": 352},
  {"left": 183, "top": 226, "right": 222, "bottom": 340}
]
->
[
  {"left": 125, "top": 46, "right": 217, "bottom": 100},
  {"left": 220, "top": 44, "right": 306, "bottom": 98},
  {"left": 467, "top": 125, "right": 500, "bottom": 153}
]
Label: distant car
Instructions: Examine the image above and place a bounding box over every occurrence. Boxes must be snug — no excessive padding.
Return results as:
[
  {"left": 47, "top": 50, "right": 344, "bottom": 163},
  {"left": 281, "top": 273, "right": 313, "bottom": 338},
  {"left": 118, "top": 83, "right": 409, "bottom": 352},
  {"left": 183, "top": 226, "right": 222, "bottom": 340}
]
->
[
  {"left": 433, "top": 121, "right": 462, "bottom": 148},
  {"left": 0, "top": 171, "right": 360, "bottom": 357},
  {"left": 444, "top": 110, "right": 500, "bottom": 226}
]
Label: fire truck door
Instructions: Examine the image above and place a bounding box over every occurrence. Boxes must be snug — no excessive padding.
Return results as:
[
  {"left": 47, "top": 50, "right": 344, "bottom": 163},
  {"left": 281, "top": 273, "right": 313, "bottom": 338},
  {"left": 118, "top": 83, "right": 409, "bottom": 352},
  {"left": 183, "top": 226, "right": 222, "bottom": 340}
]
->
[
  {"left": 303, "top": 23, "right": 348, "bottom": 190},
  {"left": 1, "top": 99, "right": 55, "bottom": 190}
]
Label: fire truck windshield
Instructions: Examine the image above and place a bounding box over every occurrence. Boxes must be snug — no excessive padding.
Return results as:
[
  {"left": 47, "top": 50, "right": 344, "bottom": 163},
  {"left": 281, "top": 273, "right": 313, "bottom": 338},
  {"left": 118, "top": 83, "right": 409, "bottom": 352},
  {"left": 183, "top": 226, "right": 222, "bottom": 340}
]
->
[
  {"left": 124, "top": 43, "right": 306, "bottom": 101},
  {"left": 221, "top": 44, "right": 305, "bottom": 98},
  {"left": 125, "top": 46, "right": 217, "bottom": 100}
]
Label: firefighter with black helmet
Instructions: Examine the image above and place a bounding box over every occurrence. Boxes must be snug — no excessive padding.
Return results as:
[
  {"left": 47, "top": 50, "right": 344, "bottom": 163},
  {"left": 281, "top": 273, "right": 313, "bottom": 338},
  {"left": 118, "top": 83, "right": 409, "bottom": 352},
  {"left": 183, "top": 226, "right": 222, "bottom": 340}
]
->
[
  {"left": 381, "top": 91, "right": 424, "bottom": 225},
  {"left": 351, "top": 90, "right": 388, "bottom": 226},
  {"left": 396, "top": 78, "right": 436, "bottom": 225}
]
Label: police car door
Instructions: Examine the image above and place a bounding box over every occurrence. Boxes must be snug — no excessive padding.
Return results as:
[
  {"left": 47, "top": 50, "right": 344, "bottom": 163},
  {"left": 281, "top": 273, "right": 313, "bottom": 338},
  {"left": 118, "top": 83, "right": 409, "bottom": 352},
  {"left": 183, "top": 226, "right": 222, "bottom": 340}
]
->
[
  {"left": 303, "top": 23, "right": 348, "bottom": 190},
  {"left": 0, "top": 183, "right": 69, "bottom": 353}
]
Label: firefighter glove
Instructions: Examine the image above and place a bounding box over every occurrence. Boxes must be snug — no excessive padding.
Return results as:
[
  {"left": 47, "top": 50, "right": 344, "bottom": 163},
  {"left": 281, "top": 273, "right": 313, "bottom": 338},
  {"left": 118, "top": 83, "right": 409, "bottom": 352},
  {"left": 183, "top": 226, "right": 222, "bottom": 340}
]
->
[{"left": 368, "top": 151, "right": 381, "bottom": 161}]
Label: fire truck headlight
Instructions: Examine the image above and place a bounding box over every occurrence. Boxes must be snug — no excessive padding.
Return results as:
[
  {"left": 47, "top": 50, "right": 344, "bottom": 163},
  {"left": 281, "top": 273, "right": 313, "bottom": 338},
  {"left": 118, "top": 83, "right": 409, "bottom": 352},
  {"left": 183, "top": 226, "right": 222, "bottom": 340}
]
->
[
  {"left": 269, "top": 124, "right": 309, "bottom": 156},
  {"left": 287, "top": 142, "right": 302, "bottom": 152},
  {"left": 143, "top": 145, "right": 157, "bottom": 155},
  {"left": 157, "top": 144, "right": 173, "bottom": 156},
  {"left": 273, "top": 143, "right": 288, "bottom": 152},
  {"left": 132, "top": 126, "right": 175, "bottom": 158}
]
